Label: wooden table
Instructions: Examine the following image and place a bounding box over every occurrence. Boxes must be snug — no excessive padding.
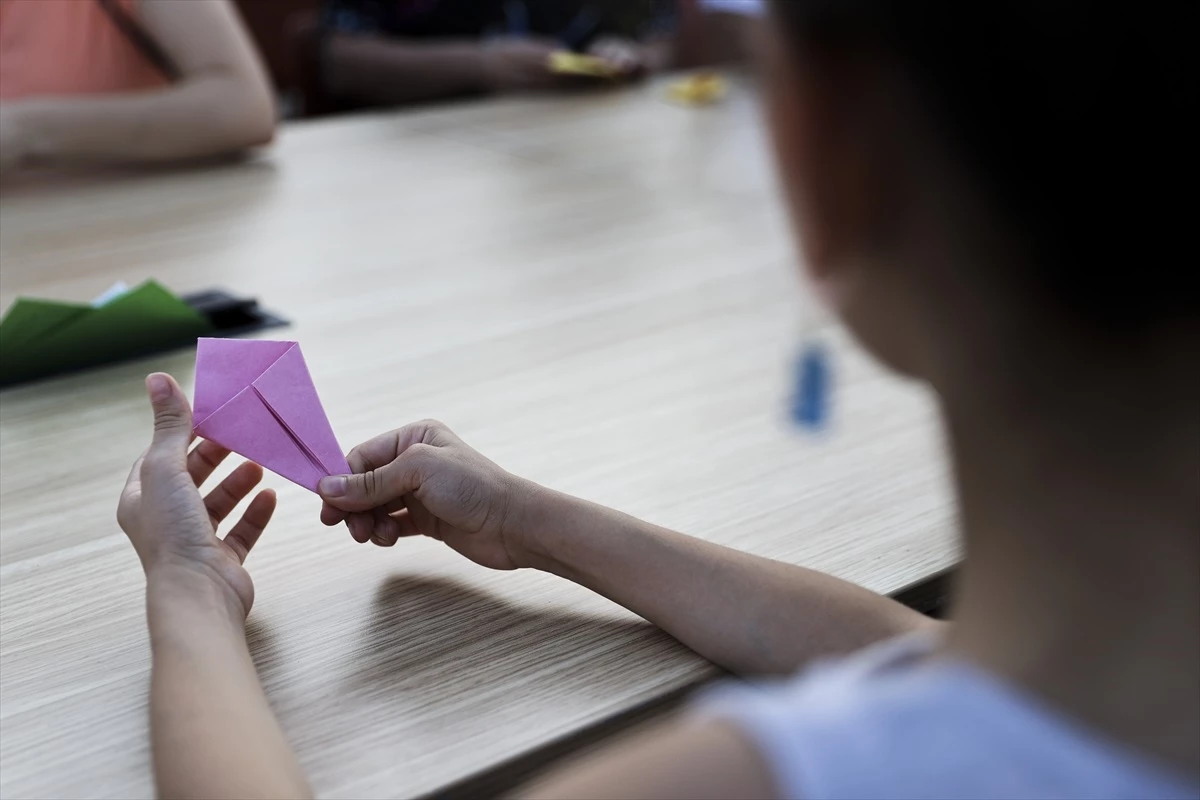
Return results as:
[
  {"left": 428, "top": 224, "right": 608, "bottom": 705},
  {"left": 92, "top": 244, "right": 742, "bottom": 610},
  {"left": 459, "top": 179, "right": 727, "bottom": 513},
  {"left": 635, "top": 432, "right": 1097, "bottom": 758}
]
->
[{"left": 0, "top": 77, "right": 958, "bottom": 799}]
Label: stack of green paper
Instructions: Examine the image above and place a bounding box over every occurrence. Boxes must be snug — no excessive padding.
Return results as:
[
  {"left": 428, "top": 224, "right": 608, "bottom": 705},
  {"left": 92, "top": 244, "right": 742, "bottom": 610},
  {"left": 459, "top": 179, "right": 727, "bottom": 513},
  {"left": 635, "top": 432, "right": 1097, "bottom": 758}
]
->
[{"left": 0, "top": 280, "right": 214, "bottom": 388}]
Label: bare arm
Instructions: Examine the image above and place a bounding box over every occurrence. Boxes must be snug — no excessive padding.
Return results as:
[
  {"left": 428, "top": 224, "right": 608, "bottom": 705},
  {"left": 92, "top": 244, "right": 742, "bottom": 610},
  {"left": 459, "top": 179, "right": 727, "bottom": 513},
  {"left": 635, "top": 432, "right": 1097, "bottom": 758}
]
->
[
  {"left": 119, "top": 375, "right": 309, "bottom": 799},
  {"left": 146, "top": 568, "right": 310, "bottom": 800},
  {"left": 12, "top": 0, "right": 274, "bottom": 166},
  {"left": 318, "top": 421, "right": 942, "bottom": 678},
  {"left": 323, "top": 35, "right": 490, "bottom": 106},
  {"left": 520, "top": 719, "right": 778, "bottom": 800},
  {"left": 517, "top": 485, "right": 939, "bottom": 676},
  {"left": 322, "top": 34, "right": 587, "bottom": 106}
]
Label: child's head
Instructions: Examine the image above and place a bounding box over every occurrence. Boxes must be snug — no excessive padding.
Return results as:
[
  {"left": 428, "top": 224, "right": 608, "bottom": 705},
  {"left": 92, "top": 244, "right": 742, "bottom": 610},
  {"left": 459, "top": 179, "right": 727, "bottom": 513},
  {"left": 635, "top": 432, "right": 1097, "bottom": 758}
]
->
[{"left": 763, "top": 2, "right": 1195, "bottom": 408}]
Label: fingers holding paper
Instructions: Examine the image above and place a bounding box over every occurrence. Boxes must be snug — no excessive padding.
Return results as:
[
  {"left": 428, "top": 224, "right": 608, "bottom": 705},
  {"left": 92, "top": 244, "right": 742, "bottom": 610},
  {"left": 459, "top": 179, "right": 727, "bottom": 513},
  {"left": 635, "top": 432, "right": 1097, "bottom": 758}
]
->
[
  {"left": 318, "top": 420, "right": 533, "bottom": 571},
  {"left": 317, "top": 420, "right": 456, "bottom": 528}
]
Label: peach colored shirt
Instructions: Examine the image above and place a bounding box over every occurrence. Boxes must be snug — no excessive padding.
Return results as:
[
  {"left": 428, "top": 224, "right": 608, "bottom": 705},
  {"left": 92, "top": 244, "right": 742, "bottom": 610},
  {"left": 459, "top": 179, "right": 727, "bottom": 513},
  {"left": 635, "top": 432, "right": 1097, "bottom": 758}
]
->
[{"left": 0, "top": 0, "right": 167, "bottom": 100}]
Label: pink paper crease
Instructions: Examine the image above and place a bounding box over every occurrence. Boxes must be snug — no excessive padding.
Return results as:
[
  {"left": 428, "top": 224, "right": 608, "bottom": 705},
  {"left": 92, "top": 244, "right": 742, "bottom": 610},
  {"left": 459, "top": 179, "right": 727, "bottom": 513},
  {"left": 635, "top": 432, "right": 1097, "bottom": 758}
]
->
[{"left": 192, "top": 338, "right": 351, "bottom": 492}]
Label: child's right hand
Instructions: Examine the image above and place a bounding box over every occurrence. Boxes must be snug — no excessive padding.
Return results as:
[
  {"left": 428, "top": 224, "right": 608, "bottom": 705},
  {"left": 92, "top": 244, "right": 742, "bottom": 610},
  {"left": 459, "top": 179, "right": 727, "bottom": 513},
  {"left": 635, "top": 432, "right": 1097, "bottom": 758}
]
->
[{"left": 318, "top": 420, "right": 536, "bottom": 570}]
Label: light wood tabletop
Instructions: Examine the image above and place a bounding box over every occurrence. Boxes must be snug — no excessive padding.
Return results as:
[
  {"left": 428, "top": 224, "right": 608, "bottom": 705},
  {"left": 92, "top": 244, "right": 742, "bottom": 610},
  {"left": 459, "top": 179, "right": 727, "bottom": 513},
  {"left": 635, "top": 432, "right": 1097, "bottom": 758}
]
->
[{"left": 0, "top": 76, "right": 959, "bottom": 799}]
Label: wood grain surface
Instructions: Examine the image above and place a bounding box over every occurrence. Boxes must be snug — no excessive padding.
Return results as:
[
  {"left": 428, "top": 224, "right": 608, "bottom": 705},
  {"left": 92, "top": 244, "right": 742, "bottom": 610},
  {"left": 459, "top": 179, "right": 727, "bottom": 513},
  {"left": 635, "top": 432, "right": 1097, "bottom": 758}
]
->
[{"left": 0, "top": 76, "right": 959, "bottom": 799}]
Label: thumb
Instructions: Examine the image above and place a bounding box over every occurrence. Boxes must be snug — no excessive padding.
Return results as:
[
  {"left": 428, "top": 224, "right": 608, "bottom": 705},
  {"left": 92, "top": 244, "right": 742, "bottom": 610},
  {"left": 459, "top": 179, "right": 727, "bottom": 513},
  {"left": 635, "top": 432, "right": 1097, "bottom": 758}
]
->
[
  {"left": 146, "top": 373, "right": 193, "bottom": 459},
  {"left": 318, "top": 446, "right": 430, "bottom": 511}
]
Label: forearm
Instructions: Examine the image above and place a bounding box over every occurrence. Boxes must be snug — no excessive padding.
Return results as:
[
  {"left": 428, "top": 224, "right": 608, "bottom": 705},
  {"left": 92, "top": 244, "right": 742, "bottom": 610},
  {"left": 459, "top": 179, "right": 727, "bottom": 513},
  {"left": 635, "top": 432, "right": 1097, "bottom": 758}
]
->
[
  {"left": 146, "top": 566, "right": 309, "bottom": 800},
  {"left": 17, "top": 78, "right": 273, "bottom": 166},
  {"left": 517, "top": 485, "right": 938, "bottom": 675},
  {"left": 324, "top": 35, "right": 489, "bottom": 106}
]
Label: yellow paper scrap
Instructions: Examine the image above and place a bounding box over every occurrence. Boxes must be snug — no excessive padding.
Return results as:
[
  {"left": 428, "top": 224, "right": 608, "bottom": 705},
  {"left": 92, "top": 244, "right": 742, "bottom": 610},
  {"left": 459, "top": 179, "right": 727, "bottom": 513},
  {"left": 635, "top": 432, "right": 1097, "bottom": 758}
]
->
[
  {"left": 547, "top": 51, "right": 619, "bottom": 78},
  {"left": 666, "top": 72, "right": 727, "bottom": 106}
]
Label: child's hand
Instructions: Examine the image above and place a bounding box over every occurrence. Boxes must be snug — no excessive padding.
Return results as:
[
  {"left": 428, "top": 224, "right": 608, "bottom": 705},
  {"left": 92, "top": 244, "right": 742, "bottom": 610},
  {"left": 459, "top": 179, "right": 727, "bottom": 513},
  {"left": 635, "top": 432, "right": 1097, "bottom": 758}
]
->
[
  {"left": 584, "top": 37, "right": 648, "bottom": 78},
  {"left": 117, "top": 373, "right": 277, "bottom": 618},
  {"left": 318, "top": 420, "right": 534, "bottom": 570},
  {"left": 481, "top": 37, "right": 568, "bottom": 92}
]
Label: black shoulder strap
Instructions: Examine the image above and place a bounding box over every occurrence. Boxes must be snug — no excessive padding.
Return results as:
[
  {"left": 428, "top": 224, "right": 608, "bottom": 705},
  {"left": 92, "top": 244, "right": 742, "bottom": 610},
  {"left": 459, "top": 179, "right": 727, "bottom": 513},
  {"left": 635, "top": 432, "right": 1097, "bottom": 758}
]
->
[{"left": 94, "top": 0, "right": 181, "bottom": 81}]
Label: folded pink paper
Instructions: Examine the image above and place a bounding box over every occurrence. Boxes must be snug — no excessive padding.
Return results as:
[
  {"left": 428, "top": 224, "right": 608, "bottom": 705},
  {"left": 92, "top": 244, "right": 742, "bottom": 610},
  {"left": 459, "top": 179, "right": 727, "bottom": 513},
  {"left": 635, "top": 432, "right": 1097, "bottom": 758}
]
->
[{"left": 192, "top": 338, "right": 350, "bottom": 492}]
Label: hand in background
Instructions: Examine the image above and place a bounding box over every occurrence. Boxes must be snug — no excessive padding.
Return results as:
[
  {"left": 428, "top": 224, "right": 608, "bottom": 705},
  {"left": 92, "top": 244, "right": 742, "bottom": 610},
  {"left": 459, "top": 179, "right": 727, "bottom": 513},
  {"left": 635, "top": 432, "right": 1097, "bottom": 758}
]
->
[
  {"left": 481, "top": 37, "right": 575, "bottom": 92},
  {"left": 585, "top": 36, "right": 649, "bottom": 78},
  {"left": 318, "top": 420, "right": 534, "bottom": 570},
  {"left": 117, "top": 373, "right": 276, "bottom": 617}
]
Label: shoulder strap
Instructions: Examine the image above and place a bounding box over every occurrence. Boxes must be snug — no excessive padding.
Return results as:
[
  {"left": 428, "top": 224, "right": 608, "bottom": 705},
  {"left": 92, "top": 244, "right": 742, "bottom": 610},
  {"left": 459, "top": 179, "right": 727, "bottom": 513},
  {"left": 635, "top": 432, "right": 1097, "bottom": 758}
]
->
[{"left": 94, "top": 0, "right": 181, "bottom": 81}]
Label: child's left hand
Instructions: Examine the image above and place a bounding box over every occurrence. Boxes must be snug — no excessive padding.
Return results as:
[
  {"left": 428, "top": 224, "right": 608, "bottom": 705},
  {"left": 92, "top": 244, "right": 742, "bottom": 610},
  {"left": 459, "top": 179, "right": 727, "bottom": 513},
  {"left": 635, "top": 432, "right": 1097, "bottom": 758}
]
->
[{"left": 117, "top": 373, "right": 276, "bottom": 619}]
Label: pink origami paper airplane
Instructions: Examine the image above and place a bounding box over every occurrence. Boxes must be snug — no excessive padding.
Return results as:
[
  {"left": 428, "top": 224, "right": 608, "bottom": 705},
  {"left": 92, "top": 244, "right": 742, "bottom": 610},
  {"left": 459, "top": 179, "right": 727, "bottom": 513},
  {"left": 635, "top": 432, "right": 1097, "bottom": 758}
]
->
[{"left": 192, "top": 338, "right": 350, "bottom": 492}]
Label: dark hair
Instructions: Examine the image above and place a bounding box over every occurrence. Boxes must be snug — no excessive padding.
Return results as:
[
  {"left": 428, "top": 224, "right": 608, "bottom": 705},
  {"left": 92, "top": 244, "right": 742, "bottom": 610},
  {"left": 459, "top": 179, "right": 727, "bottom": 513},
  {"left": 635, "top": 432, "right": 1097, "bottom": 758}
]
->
[{"left": 770, "top": 1, "right": 1196, "bottom": 331}]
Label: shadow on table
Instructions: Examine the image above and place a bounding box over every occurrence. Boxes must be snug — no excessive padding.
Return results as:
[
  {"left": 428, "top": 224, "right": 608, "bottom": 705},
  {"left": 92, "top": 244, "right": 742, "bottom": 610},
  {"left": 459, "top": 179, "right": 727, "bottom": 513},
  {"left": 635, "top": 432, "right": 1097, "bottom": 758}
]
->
[
  {"left": 347, "top": 573, "right": 686, "bottom": 702},
  {"left": 0, "top": 154, "right": 279, "bottom": 198},
  {"left": 246, "top": 615, "right": 284, "bottom": 676}
]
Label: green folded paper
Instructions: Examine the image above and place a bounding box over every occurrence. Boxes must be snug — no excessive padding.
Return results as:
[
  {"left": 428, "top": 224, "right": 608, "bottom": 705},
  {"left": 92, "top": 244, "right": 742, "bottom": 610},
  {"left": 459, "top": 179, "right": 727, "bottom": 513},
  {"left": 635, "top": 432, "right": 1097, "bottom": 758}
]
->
[{"left": 0, "top": 280, "right": 214, "bottom": 387}]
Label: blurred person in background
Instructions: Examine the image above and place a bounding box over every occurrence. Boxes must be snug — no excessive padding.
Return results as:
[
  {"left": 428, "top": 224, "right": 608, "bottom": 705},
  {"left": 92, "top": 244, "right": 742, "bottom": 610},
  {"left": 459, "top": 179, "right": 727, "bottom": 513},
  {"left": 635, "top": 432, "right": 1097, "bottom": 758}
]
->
[
  {"left": 114, "top": 0, "right": 1197, "bottom": 798},
  {"left": 307, "top": 0, "right": 738, "bottom": 110},
  {"left": 0, "top": 0, "right": 274, "bottom": 176}
]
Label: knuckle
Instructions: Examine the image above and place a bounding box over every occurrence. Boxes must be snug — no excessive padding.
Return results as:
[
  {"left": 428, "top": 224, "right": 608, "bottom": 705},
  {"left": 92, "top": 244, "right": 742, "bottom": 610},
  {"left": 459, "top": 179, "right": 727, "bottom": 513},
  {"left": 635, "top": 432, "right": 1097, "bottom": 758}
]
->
[
  {"left": 406, "top": 442, "right": 437, "bottom": 462},
  {"left": 397, "top": 444, "right": 439, "bottom": 493},
  {"left": 426, "top": 420, "right": 463, "bottom": 448},
  {"left": 400, "top": 443, "right": 439, "bottom": 477},
  {"left": 153, "top": 407, "right": 189, "bottom": 432},
  {"left": 416, "top": 419, "right": 447, "bottom": 439},
  {"left": 357, "top": 468, "right": 381, "bottom": 500},
  {"left": 346, "top": 444, "right": 371, "bottom": 474}
]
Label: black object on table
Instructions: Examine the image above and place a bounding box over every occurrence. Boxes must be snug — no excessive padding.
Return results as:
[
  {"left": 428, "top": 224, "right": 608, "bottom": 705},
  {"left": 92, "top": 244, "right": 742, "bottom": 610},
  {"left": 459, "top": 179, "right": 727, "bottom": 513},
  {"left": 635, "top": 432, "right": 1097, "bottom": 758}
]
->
[{"left": 182, "top": 289, "right": 290, "bottom": 337}]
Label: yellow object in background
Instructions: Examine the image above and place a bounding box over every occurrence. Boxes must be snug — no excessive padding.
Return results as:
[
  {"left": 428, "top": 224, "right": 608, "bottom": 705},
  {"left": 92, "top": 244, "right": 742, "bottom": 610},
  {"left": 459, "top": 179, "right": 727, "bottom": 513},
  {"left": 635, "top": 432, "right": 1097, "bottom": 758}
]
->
[
  {"left": 666, "top": 72, "right": 728, "bottom": 106},
  {"left": 547, "top": 51, "right": 619, "bottom": 78}
]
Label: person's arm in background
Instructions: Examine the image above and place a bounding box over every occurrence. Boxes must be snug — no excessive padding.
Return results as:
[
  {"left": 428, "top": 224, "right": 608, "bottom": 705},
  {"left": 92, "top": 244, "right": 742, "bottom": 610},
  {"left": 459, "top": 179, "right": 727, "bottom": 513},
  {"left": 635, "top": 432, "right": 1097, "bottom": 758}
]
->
[
  {"left": 322, "top": 34, "right": 576, "bottom": 106},
  {"left": 4, "top": 0, "right": 274, "bottom": 168},
  {"left": 118, "top": 374, "right": 310, "bottom": 799},
  {"left": 319, "top": 421, "right": 941, "bottom": 677},
  {"left": 323, "top": 35, "right": 489, "bottom": 105}
]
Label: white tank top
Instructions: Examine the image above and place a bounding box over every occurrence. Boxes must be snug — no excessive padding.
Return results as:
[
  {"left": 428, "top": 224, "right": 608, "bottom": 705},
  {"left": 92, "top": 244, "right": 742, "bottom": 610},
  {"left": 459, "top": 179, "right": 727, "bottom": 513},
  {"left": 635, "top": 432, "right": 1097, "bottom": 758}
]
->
[{"left": 695, "top": 633, "right": 1199, "bottom": 799}]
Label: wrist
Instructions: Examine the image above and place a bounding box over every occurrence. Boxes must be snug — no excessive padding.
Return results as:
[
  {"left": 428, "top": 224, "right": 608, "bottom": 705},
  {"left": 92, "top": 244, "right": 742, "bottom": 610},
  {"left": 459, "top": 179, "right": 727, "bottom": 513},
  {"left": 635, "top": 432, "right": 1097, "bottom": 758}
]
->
[
  {"left": 146, "top": 560, "right": 247, "bottom": 629},
  {"left": 502, "top": 479, "right": 581, "bottom": 572},
  {"left": 500, "top": 477, "right": 552, "bottom": 569}
]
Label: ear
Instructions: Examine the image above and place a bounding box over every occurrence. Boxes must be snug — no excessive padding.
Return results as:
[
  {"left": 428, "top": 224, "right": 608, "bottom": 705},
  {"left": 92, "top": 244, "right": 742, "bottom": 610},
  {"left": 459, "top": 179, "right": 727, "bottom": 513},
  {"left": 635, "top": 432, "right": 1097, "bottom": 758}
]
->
[{"left": 761, "top": 24, "right": 878, "bottom": 314}]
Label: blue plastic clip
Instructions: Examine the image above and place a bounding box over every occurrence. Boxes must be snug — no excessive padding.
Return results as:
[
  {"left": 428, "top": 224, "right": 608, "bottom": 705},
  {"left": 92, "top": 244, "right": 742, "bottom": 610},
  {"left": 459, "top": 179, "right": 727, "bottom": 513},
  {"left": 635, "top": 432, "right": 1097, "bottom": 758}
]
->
[{"left": 792, "top": 341, "right": 830, "bottom": 429}]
